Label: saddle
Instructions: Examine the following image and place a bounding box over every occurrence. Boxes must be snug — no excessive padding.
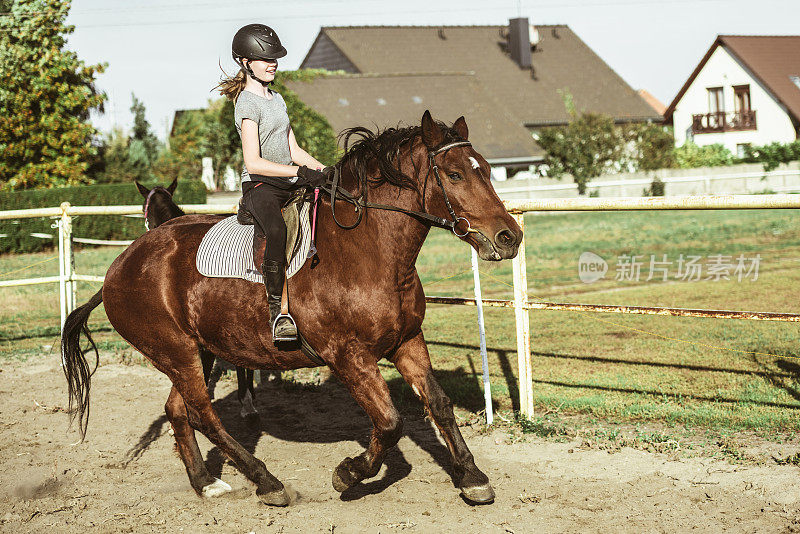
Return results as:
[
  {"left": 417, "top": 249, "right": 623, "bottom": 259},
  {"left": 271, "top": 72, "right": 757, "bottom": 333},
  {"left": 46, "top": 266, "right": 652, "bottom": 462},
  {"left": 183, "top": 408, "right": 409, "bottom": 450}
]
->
[{"left": 195, "top": 192, "right": 311, "bottom": 283}]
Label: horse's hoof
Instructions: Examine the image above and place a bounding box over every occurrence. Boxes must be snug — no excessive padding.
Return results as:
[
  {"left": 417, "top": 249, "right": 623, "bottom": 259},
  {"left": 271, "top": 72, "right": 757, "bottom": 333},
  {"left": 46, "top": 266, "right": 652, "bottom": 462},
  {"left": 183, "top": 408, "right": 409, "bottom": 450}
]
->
[
  {"left": 239, "top": 408, "right": 260, "bottom": 421},
  {"left": 332, "top": 459, "right": 360, "bottom": 492},
  {"left": 239, "top": 393, "right": 259, "bottom": 420},
  {"left": 257, "top": 486, "right": 290, "bottom": 507},
  {"left": 460, "top": 483, "right": 495, "bottom": 504},
  {"left": 201, "top": 478, "right": 232, "bottom": 498}
]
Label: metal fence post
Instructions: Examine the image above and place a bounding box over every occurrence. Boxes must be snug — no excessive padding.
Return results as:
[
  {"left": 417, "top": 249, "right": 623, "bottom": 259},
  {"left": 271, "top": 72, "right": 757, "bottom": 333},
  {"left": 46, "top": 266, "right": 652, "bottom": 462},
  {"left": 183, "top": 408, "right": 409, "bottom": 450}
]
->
[
  {"left": 511, "top": 213, "right": 533, "bottom": 419},
  {"left": 471, "top": 247, "right": 493, "bottom": 425}
]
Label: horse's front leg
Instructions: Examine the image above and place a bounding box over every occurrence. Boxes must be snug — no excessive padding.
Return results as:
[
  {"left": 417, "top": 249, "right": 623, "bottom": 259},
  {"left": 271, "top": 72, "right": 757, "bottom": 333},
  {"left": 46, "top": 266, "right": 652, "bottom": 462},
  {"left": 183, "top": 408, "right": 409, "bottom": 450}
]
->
[
  {"left": 329, "top": 348, "right": 403, "bottom": 492},
  {"left": 391, "top": 332, "right": 495, "bottom": 504}
]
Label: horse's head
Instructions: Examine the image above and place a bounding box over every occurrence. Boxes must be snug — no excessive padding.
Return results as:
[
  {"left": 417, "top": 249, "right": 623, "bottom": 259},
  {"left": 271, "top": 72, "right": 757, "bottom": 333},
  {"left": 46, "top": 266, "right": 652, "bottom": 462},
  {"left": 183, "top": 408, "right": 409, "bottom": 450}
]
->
[
  {"left": 135, "top": 179, "right": 180, "bottom": 230},
  {"left": 419, "top": 111, "right": 522, "bottom": 261}
]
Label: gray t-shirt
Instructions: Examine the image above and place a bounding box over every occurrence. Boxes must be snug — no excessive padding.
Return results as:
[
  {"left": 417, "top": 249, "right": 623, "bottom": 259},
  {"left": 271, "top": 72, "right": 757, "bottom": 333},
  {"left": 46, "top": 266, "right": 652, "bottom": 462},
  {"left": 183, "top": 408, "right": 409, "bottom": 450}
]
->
[{"left": 234, "top": 89, "right": 294, "bottom": 183}]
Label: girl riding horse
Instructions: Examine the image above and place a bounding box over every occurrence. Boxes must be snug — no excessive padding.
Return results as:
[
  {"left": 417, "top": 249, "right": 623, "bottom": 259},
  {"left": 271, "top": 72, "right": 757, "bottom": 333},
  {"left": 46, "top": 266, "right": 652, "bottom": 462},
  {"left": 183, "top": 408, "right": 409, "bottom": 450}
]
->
[{"left": 217, "top": 23, "right": 329, "bottom": 342}]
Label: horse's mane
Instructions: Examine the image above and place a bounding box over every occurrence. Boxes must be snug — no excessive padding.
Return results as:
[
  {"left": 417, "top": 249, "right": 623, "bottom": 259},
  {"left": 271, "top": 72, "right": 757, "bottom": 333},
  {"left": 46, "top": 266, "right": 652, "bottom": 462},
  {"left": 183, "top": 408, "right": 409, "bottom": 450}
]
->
[{"left": 337, "top": 121, "right": 465, "bottom": 192}]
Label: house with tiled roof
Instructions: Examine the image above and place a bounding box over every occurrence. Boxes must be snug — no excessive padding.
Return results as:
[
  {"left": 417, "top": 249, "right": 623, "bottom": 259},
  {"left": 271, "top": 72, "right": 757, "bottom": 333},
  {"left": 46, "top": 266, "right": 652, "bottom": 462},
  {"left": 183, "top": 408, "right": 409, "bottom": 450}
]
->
[
  {"left": 285, "top": 19, "right": 661, "bottom": 177},
  {"left": 664, "top": 35, "right": 800, "bottom": 156}
]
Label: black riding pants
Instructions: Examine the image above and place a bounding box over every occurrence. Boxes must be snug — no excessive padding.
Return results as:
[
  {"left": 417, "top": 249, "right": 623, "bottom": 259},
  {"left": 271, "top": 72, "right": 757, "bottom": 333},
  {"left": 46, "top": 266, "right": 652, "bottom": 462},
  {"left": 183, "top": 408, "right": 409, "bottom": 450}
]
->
[{"left": 242, "top": 178, "right": 296, "bottom": 264}]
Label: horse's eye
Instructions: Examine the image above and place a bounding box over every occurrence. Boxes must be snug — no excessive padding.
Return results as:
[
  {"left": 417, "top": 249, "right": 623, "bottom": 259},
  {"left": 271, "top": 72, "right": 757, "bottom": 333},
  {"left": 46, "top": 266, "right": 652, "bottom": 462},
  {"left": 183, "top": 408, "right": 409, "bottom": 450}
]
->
[{"left": 448, "top": 172, "right": 462, "bottom": 182}]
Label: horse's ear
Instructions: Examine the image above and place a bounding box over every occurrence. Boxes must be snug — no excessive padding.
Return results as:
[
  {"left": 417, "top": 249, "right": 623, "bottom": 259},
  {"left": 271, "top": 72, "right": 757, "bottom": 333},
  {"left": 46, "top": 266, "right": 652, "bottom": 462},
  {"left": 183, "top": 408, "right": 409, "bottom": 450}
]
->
[
  {"left": 166, "top": 179, "right": 178, "bottom": 195},
  {"left": 135, "top": 181, "right": 149, "bottom": 198},
  {"left": 421, "top": 110, "right": 443, "bottom": 148},
  {"left": 453, "top": 116, "right": 469, "bottom": 140}
]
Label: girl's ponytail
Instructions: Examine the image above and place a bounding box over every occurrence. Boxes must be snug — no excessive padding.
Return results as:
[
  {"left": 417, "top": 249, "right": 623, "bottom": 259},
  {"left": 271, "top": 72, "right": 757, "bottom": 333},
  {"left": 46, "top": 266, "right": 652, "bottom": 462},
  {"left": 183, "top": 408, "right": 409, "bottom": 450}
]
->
[{"left": 216, "top": 68, "right": 247, "bottom": 101}]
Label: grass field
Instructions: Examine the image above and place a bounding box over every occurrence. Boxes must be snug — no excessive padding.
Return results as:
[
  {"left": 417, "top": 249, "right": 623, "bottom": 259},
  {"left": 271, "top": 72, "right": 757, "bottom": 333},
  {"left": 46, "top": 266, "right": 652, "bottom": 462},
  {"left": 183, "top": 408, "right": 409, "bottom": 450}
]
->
[{"left": 2, "top": 208, "right": 800, "bottom": 452}]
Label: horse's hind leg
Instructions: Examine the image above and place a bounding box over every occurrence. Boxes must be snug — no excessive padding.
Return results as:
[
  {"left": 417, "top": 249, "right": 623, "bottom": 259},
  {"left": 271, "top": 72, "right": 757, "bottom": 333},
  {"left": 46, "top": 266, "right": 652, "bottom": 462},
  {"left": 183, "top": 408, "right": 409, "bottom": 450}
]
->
[
  {"left": 168, "top": 360, "right": 290, "bottom": 506},
  {"left": 199, "top": 348, "right": 220, "bottom": 399},
  {"left": 236, "top": 367, "right": 258, "bottom": 419},
  {"left": 164, "top": 386, "right": 231, "bottom": 497},
  {"left": 391, "top": 332, "right": 495, "bottom": 504},
  {"left": 329, "top": 350, "right": 403, "bottom": 492}
]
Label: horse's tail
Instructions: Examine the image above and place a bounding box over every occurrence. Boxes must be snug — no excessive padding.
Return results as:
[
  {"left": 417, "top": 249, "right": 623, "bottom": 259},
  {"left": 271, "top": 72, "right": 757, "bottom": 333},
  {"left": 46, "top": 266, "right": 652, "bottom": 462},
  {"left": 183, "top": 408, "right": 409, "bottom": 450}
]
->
[{"left": 61, "top": 288, "right": 104, "bottom": 440}]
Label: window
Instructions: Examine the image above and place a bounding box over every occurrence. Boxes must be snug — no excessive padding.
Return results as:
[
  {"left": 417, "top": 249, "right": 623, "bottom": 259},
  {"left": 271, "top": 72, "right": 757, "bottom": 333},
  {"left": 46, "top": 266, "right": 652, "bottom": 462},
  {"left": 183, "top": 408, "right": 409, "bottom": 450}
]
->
[
  {"left": 707, "top": 87, "right": 724, "bottom": 113},
  {"left": 733, "top": 85, "right": 751, "bottom": 113}
]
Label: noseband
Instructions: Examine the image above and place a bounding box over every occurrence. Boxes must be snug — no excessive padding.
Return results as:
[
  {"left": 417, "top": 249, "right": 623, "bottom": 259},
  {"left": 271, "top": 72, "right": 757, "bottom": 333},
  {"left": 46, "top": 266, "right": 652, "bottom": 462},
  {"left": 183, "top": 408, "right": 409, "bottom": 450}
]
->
[{"left": 324, "top": 140, "right": 474, "bottom": 236}]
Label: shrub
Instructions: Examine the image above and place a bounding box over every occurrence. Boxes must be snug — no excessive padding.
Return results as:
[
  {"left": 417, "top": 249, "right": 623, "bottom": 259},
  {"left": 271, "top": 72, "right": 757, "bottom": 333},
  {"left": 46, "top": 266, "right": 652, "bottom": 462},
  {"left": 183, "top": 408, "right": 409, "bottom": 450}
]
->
[
  {"left": 642, "top": 176, "right": 665, "bottom": 197},
  {"left": 0, "top": 181, "right": 206, "bottom": 253},
  {"left": 673, "top": 142, "right": 735, "bottom": 168},
  {"left": 741, "top": 140, "right": 800, "bottom": 172},
  {"left": 624, "top": 123, "right": 676, "bottom": 171}
]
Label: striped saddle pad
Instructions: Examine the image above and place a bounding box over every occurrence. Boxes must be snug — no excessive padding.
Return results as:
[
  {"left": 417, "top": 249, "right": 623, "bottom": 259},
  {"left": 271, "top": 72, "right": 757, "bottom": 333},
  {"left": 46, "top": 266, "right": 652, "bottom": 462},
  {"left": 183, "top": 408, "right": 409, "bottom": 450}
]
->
[{"left": 196, "top": 203, "right": 311, "bottom": 283}]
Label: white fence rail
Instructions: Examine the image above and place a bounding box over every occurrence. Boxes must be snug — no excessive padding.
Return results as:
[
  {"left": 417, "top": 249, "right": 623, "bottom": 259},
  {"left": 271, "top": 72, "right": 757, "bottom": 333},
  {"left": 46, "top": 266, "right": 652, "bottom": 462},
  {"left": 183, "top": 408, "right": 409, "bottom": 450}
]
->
[
  {"left": 3, "top": 194, "right": 800, "bottom": 420},
  {"left": 496, "top": 168, "right": 800, "bottom": 199}
]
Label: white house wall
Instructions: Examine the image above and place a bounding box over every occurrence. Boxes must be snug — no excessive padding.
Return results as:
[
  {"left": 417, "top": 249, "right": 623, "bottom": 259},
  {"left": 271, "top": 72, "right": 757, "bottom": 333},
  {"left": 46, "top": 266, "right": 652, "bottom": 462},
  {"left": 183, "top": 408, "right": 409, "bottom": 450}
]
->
[{"left": 672, "top": 46, "right": 797, "bottom": 152}]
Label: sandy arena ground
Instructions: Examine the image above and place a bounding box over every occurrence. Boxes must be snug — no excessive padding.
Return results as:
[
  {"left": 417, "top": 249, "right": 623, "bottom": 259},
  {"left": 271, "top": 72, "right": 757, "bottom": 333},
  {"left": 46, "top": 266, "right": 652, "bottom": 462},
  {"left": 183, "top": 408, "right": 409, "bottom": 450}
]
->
[{"left": 2, "top": 353, "right": 800, "bottom": 533}]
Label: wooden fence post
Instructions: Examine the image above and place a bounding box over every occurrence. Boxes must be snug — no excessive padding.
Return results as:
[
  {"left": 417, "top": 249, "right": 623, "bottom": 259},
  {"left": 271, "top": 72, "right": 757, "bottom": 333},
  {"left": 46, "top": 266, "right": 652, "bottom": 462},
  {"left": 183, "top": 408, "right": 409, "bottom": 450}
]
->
[
  {"left": 57, "top": 202, "right": 75, "bottom": 330},
  {"left": 511, "top": 213, "right": 533, "bottom": 419}
]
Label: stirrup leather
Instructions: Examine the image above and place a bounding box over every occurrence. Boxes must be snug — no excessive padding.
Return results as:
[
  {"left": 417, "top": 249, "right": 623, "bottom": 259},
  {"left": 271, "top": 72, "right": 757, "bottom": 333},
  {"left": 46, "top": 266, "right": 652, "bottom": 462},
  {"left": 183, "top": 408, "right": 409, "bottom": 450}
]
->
[{"left": 273, "top": 262, "right": 297, "bottom": 343}]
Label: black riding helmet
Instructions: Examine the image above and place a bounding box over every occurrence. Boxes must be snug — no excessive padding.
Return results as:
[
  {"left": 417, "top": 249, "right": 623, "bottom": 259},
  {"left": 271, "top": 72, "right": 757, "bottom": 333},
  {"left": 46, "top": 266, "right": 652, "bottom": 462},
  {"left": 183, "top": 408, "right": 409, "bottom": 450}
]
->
[{"left": 232, "top": 24, "right": 287, "bottom": 84}]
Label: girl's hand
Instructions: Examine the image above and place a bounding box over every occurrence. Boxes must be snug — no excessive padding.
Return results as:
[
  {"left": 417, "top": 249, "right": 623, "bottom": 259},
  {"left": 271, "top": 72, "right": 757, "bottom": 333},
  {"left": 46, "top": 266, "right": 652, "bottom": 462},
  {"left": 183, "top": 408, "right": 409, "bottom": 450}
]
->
[{"left": 296, "top": 166, "right": 328, "bottom": 187}]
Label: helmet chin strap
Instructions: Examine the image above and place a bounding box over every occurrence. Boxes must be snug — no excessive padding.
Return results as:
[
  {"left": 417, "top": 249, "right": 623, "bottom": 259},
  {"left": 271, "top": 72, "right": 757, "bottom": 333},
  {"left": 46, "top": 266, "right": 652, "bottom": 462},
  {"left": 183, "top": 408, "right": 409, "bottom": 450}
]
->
[{"left": 241, "top": 60, "right": 272, "bottom": 87}]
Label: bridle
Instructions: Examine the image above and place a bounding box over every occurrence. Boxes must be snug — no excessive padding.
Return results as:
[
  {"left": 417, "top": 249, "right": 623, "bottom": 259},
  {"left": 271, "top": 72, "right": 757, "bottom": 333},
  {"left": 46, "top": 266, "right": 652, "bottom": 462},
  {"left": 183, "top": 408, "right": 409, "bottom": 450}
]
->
[{"left": 322, "top": 140, "right": 474, "bottom": 237}]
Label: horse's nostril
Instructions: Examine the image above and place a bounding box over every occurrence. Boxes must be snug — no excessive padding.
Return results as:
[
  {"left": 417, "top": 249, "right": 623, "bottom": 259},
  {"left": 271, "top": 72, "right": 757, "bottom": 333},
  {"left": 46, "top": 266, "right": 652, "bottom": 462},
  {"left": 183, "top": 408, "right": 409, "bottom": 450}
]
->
[{"left": 496, "top": 229, "right": 515, "bottom": 248}]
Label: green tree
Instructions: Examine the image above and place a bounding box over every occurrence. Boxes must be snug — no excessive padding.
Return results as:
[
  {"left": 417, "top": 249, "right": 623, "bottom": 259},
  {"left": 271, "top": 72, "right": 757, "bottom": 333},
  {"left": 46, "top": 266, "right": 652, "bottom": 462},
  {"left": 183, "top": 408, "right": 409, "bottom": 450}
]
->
[
  {"left": 94, "top": 127, "right": 137, "bottom": 183},
  {"left": 92, "top": 94, "right": 163, "bottom": 183},
  {"left": 205, "top": 98, "right": 241, "bottom": 186},
  {"left": 0, "top": 0, "right": 106, "bottom": 190},
  {"left": 155, "top": 69, "right": 339, "bottom": 188},
  {"left": 273, "top": 70, "right": 340, "bottom": 166},
  {"left": 127, "top": 94, "right": 161, "bottom": 181},
  {"left": 624, "top": 123, "right": 676, "bottom": 171},
  {"left": 536, "top": 95, "right": 624, "bottom": 195},
  {"left": 153, "top": 108, "right": 207, "bottom": 183}
]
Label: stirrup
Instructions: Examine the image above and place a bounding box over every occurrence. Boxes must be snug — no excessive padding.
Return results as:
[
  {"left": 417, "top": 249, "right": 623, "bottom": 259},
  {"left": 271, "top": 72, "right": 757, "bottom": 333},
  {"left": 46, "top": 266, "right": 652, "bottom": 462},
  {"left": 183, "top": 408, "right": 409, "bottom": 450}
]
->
[{"left": 272, "top": 313, "right": 298, "bottom": 343}]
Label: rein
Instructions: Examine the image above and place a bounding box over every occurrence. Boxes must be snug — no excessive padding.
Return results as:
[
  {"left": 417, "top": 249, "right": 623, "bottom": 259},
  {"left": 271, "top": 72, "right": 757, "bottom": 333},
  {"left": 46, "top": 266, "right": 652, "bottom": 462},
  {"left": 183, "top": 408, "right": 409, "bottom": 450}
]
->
[{"left": 320, "top": 140, "right": 473, "bottom": 236}]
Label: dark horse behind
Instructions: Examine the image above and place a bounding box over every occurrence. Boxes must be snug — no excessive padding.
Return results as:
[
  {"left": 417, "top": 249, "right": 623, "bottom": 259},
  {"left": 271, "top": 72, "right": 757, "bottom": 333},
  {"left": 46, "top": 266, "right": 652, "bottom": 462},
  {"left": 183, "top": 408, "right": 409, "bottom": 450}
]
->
[{"left": 62, "top": 111, "right": 521, "bottom": 505}]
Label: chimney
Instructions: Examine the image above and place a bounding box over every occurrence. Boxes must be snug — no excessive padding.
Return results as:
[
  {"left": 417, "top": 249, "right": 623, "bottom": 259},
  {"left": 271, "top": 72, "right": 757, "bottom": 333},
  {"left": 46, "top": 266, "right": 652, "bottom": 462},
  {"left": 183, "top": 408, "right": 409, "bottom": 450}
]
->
[{"left": 508, "top": 17, "right": 531, "bottom": 69}]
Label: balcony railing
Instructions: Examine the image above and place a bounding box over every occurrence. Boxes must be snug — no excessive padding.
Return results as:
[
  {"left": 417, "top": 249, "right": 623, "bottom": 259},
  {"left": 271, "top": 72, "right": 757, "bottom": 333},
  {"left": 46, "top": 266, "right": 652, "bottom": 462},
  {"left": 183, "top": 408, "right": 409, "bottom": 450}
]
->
[{"left": 692, "top": 110, "right": 757, "bottom": 134}]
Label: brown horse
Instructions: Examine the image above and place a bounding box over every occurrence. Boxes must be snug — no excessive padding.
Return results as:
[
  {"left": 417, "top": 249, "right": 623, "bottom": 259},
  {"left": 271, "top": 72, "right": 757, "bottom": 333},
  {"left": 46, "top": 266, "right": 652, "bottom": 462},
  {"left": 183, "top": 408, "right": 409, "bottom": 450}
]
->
[{"left": 62, "top": 111, "right": 521, "bottom": 505}]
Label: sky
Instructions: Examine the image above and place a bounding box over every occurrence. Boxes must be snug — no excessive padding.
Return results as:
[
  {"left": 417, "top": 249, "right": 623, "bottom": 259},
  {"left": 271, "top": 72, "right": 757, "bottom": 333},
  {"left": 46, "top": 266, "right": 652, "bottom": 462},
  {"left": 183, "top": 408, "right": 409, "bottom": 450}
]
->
[{"left": 58, "top": 0, "right": 800, "bottom": 140}]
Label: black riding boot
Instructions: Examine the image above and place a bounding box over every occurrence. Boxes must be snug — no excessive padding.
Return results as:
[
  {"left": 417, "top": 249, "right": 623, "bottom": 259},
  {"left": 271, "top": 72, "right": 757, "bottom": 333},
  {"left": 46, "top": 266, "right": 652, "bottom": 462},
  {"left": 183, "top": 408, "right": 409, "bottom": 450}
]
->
[{"left": 262, "top": 259, "right": 298, "bottom": 342}]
